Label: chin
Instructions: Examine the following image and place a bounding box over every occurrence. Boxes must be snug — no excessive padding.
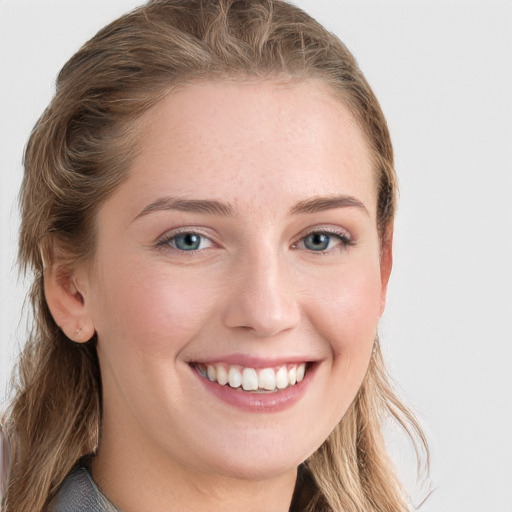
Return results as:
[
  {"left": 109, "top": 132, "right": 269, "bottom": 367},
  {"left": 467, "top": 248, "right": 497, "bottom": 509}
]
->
[
  {"left": 207, "top": 453, "right": 302, "bottom": 481},
  {"left": 188, "top": 428, "right": 321, "bottom": 481}
]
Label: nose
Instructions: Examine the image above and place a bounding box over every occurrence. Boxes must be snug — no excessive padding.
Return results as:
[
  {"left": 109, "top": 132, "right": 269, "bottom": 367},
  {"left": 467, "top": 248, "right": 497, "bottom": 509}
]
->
[{"left": 222, "top": 250, "right": 300, "bottom": 338}]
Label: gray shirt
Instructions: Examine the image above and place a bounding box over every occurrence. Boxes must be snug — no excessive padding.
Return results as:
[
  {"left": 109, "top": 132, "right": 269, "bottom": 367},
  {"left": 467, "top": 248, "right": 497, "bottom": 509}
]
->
[{"left": 46, "top": 467, "right": 120, "bottom": 512}]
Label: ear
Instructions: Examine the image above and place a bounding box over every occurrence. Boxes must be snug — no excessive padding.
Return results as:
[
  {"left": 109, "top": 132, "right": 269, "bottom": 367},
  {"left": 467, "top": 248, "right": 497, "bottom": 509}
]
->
[
  {"left": 44, "top": 263, "right": 95, "bottom": 343},
  {"left": 379, "top": 225, "right": 394, "bottom": 317}
]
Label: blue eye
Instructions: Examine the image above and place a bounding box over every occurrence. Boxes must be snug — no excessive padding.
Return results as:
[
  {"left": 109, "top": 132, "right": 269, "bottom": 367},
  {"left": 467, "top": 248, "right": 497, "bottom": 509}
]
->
[
  {"left": 173, "top": 233, "right": 202, "bottom": 251},
  {"left": 161, "top": 232, "right": 213, "bottom": 251},
  {"left": 298, "top": 230, "right": 352, "bottom": 252},
  {"left": 303, "top": 233, "right": 331, "bottom": 251}
]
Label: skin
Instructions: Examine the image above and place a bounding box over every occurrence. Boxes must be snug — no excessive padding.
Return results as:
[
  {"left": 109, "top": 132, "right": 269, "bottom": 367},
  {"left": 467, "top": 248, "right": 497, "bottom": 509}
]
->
[{"left": 46, "top": 79, "right": 392, "bottom": 512}]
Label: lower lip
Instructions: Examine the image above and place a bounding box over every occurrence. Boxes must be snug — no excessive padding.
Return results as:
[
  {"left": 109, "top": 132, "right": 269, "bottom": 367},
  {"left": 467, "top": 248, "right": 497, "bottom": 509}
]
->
[{"left": 191, "top": 364, "right": 316, "bottom": 413}]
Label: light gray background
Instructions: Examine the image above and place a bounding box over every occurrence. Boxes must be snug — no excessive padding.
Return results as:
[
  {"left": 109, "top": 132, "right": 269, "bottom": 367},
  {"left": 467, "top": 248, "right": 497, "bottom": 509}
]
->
[{"left": 1, "top": 1, "right": 511, "bottom": 511}]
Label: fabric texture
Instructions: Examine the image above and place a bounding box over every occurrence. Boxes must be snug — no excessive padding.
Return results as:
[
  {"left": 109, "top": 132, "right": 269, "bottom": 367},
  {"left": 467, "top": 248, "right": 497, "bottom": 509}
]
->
[{"left": 46, "top": 466, "right": 120, "bottom": 512}]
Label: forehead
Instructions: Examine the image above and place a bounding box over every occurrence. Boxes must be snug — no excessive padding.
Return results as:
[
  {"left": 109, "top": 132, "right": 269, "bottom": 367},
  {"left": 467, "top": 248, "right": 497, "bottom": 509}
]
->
[{"left": 117, "top": 78, "right": 376, "bottom": 219}]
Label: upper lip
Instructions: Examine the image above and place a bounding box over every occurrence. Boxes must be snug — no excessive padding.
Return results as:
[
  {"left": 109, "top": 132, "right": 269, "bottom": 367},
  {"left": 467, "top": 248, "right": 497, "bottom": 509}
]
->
[{"left": 189, "top": 353, "right": 318, "bottom": 368}]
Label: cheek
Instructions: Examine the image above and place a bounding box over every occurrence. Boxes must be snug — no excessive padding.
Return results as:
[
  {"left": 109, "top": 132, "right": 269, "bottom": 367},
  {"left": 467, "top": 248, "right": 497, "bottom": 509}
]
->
[
  {"left": 92, "top": 261, "right": 217, "bottom": 357},
  {"left": 304, "top": 263, "right": 382, "bottom": 358},
  {"left": 293, "top": 262, "right": 383, "bottom": 443}
]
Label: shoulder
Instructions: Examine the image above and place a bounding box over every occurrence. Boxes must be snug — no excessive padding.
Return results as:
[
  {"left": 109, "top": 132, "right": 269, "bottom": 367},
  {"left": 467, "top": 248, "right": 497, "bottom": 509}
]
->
[{"left": 46, "top": 466, "right": 119, "bottom": 512}]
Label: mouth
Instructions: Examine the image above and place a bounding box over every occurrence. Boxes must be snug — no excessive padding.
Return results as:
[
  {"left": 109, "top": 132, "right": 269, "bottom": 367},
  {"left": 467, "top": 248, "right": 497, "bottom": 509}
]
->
[{"left": 191, "top": 362, "right": 311, "bottom": 393}]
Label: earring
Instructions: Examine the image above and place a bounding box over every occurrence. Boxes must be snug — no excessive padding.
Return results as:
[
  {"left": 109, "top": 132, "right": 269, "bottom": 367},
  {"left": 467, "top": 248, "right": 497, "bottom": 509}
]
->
[{"left": 73, "top": 328, "right": 83, "bottom": 341}]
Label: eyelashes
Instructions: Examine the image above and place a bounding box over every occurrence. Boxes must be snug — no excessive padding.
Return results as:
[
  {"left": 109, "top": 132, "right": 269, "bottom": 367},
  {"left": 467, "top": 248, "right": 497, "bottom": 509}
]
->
[
  {"left": 156, "top": 226, "right": 354, "bottom": 255},
  {"left": 292, "top": 229, "right": 354, "bottom": 252},
  {"left": 159, "top": 231, "right": 214, "bottom": 251}
]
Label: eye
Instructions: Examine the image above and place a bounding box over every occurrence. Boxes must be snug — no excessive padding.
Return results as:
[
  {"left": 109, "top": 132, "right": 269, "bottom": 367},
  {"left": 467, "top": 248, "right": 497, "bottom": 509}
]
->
[
  {"left": 294, "top": 229, "right": 353, "bottom": 253},
  {"left": 158, "top": 231, "right": 214, "bottom": 251},
  {"left": 303, "top": 232, "right": 334, "bottom": 251}
]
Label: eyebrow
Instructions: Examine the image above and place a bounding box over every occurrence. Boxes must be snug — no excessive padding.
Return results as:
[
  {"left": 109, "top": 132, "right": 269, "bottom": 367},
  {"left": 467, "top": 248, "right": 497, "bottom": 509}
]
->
[
  {"left": 289, "top": 195, "right": 369, "bottom": 216},
  {"left": 133, "top": 197, "right": 236, "bottom": 221},
  {"left": 133, "top": 194, "right": 368, "bottom": 221}
]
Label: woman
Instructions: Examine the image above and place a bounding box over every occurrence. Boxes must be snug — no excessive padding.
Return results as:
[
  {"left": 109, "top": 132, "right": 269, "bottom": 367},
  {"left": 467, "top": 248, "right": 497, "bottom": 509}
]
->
[{"left": 2, "top": 0, "right": 428, "bottom": 510}]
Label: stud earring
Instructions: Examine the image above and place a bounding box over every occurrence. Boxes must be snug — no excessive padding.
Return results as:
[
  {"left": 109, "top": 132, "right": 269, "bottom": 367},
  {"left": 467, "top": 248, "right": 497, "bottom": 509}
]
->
[{"left": 73, "top": 328, "right": 83, "bottom": 341}]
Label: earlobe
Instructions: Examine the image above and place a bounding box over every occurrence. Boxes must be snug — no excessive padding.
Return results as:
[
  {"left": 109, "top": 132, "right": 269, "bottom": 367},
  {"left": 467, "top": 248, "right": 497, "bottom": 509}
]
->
[
  {"left": 44, "top": 264, "right": 95, "bottom": 343},
  {"left": 379, "top": 226, "right": 394, "bottom": 317}
]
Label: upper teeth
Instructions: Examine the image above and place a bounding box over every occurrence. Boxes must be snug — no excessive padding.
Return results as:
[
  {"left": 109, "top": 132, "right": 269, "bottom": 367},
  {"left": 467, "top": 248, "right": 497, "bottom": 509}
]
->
[{"left": 197, "top": 363, "right": 307, "bottom": 392}]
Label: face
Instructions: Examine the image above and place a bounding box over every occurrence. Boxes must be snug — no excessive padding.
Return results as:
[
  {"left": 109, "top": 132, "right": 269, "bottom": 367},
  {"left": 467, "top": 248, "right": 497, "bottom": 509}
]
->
[{"left": 78, "top": 79, "right": 391, "bottom": 481}]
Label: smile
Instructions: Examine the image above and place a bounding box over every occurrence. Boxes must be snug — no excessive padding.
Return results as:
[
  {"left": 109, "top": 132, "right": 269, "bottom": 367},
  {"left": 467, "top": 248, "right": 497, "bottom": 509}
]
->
[{"left": 193, "top": 363, "right": 307, "bottom": 393}]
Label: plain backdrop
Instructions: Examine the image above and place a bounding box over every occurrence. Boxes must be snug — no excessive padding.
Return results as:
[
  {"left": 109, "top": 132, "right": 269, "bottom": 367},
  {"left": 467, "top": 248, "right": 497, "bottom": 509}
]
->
[{"left": 1, "top": 1, "right": 511, "bottom": 511}]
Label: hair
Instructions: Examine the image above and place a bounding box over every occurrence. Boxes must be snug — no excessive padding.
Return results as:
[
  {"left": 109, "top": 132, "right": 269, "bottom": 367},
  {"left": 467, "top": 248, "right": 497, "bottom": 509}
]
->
[{"left": 2, "top": 1, "right": 428, "bottom": 510}]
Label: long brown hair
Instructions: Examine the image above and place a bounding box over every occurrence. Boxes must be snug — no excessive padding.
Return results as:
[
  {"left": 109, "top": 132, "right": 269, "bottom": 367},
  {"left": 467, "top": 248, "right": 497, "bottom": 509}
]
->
[{"left": 2, "top": 1, "right": 428, "bottom": 510}]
